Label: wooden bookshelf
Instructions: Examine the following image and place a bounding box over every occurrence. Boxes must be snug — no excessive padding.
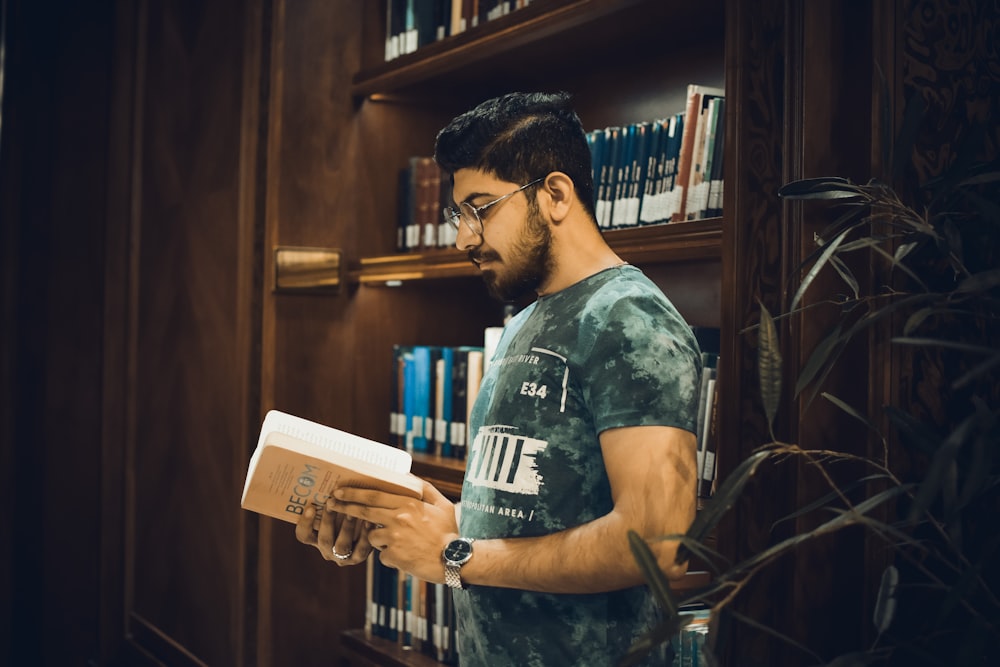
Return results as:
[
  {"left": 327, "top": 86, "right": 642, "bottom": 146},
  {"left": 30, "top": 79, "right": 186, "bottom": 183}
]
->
[{"left": 350, "top": 218, "right": 722, "bottom": 284}]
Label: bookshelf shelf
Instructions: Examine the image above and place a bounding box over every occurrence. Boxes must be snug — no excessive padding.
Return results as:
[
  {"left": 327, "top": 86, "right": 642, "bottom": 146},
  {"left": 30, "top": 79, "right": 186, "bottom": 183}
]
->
[
  {"left": 352, "top": 0, "right": 722, "bottom": 98},
  {"left": 342, "top": 630, "right": 445, "bottom": 667},
  {"left": 349, "top": 218, "right": 722, "bottom": 285}
]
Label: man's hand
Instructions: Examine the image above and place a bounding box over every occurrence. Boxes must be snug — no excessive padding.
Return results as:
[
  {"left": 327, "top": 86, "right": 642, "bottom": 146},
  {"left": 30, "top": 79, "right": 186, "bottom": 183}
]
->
[
  {"left": 331, "top": 480, "right": 458, "bottom": 583},
  {"left": 294, "top": 501, "right": 374, "bottom": 566}
]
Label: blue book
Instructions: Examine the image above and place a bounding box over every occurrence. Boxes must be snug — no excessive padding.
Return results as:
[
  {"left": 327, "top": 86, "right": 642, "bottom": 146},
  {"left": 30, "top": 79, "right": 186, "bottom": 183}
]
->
[
  {"left": 410, "top": 345, "right": 433, "bottom": 453},
  {"left": 436, "top": 347, "right": 455, "bottom": 458}
]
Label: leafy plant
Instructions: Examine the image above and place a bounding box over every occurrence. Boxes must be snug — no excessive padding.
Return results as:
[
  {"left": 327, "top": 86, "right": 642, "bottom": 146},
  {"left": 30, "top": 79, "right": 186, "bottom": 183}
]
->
[{"left": 621, "top": 144, "right": 999, "bottom": 665}]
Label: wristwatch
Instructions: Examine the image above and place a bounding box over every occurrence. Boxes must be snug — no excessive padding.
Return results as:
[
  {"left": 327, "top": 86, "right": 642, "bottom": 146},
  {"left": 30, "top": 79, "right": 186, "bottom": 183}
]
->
[{"left": 442, "top": 537, "right": 475, "bottom": 590}]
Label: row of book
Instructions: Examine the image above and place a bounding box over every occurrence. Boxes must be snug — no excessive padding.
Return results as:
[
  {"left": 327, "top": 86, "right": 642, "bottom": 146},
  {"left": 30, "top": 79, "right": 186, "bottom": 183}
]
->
[
  {"left": 366, "top": 560, "right": 709, "bottom": 667},
  {"left": 385, "top": 0, "right": 534, "bottom": 62},
  {"left": 367, "top": 558, "right": 459, "bottom": 664},
  {"left": 590, "top": 84, "right": 725, "bottom": 229},
  {"left": 395, "top": 83, "right": 726, "bottom": 252},
  {"left": 390, "top": 343, "right": 486, "bottom": 459},
  {"left": 397, "top": 156, "right": 455, "bottom": 253}
]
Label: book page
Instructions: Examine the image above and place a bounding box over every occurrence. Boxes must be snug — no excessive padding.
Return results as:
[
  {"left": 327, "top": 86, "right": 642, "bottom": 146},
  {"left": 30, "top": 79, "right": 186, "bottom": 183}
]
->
[{"left": 242, "top": 410, "right": 414, "bottom": 502}]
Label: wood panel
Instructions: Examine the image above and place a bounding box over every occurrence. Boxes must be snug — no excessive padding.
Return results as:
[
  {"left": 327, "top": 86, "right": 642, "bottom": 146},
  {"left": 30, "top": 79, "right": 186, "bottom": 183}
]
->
[
  {"left": 716, "top": 0, "right": 797, "bottom": 664},
  {"left": 0, "top": 0, "right": 118, "bottom": 664},
  {"left": 258, "top": 1, "right": 372, "bottom": 664},
  {"left": 122, "top": 0, "right": 265, "bottom": 664}
]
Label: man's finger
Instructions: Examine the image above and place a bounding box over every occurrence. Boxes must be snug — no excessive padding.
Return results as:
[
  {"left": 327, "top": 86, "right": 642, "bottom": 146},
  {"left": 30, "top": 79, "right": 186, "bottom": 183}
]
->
[{"left": 294, "top": 505, "right": 318, "bottom": 545}]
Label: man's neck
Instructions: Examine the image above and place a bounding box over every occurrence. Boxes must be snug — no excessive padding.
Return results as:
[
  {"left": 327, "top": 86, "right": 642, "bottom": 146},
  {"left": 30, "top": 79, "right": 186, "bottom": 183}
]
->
[{"left": 537, "top": 223, "right": 624, "bottom": 296}]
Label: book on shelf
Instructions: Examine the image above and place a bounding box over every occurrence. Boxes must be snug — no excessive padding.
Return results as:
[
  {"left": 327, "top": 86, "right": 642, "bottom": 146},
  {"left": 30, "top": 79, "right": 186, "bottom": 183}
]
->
[
  {"left": 691, "top": 326, "right": 721, "bottom": 499},
  {"left": 383, "top": 0, "right": 536, "bottom": 63},
  {"left": 397, "top": 155, "right": 451, "bottom": 252},
  {"left": 672, "top": 84, "right": 725, "bottom": 222},
  {"left": 241, "top": 410, "right": 423, "bottom": 525},
  {"left": 706, "top": 97, "right": 726, "bottom": 218}
]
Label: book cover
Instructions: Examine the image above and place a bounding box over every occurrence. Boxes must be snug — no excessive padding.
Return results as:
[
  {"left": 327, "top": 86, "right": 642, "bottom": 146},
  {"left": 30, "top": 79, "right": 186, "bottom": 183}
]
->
[
  {"left": 638, "top": 119, "right": 662, "bottom": 225},
  {"left": 671, "top": 84, "right": 725, "bottom": 222},
  {"left": 241, "top": 410, "right": 423, "bottom": 525},
  {"left": 598, "top": 126, "right": 622, "bottom": 229},
  {"left": 587, "top": 129, "right": 607, "bottom": 218},
  {"left": 625, "top": 121, "right": 651, "bottom": 227},
  {"left": 611, "top": 124, "right": 635, "bottom": 229},
  {"left": 687, "top": 95, "right": 724, "bottom": 220},
  {"left": 652, "top": 113, "right": 683, "bottom": 223},
  {"left": 410, "top": 345, "right": 434, "bottom": 453},
  {"left": 707, "top": 97, "right": 727, "bottom": 217},
  {"left": 434, "top": 347, "right": 455, "bottom": 457},
  {"left": 449, "top": 347, "right": 470, "bottom": 460}
]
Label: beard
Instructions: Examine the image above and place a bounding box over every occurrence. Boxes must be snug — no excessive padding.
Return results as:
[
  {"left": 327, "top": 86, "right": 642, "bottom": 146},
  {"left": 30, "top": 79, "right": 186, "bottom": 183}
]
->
[{"left": 472, "top": 206, "right": 553, "bottom": 302}]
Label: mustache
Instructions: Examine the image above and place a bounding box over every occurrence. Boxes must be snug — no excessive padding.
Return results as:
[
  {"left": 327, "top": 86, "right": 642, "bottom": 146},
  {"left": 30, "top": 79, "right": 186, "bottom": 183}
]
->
[{"left": 468, "top": 249, "right": 500, "bottom": 265}]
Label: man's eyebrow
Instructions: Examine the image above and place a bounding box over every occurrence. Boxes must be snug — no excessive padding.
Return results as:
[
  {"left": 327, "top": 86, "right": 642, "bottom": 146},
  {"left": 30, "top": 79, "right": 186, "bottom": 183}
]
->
[{"left": 457, "top": 190, "right": 497, "bottom": 205}]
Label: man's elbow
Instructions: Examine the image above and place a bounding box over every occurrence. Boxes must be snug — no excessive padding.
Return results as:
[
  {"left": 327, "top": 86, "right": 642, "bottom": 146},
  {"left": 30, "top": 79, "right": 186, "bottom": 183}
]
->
[{"left": 649, "top": 539, "right": 690, "bottom": 581}]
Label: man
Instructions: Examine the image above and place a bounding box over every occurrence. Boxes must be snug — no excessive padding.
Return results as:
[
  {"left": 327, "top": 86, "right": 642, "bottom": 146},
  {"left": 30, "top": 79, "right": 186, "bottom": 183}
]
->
[{"left": 297, "top": 92, "right": 702, "bottom": 666}]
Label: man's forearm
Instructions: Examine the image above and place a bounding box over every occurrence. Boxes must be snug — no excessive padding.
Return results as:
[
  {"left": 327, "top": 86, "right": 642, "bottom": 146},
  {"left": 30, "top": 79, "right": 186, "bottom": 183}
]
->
[{"left": 458, "top": 508, "right": 687, "bottom": 594}]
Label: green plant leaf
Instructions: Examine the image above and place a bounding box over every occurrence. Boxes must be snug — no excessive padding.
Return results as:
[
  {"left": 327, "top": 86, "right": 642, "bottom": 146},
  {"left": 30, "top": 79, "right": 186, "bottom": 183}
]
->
[
  {"left": 653, "top": 534, "right": 727, "bottom": 574},
  {"left": 954, "top": 267, "right": 1000, "bottom": 294},
  {"left": 734, "top": 485, "right": 914, "bottom": 576},
  {"left": 828, "top": 254, "right": 860, "bottom": 299},
  {"left": 758, "top": 302, "right": 782, "bottom": 433},
  {"left": 678, "top": 450, "right": 773, "bottom": 563},
  {"left": 891, "top": 337, "right": 999, "bottom": 356},
  {"left": 794, "top": 323, "right": 845, "bottom": 398},
  {"left": 872, "top": 565, "right": 899, "bottom": 634},
  {"left": 903, "top": 307, "right": 935, "bottom": 335},
  {"left": 821, "top": 392, "right": 881, "bottom": 436},
  {"left": 721, "top": 608, "right": 822, "bottom": 663},
  {"left": 777, "top": 177, "right": 866, "bottom": 201},
  {"left": 952, "top": 352, "right": 1000, "bottom": 389},
  {"left": 628, "top": 530, "right": 679, "bottom": 617},
  {"left": 908, "top": 410, "right": 979, "bottom": 523},
  {"left": 790, "top": 228, "right": 852, "bottom": 312},
  {"left": 771, "top": 474, "right": 893, "bottom": 530}
]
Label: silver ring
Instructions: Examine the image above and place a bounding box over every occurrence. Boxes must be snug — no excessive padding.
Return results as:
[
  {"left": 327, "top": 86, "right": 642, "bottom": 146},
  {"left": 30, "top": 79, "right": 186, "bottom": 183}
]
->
[{"left": 332, "top": 547, "right": 352, "bottom": 560}]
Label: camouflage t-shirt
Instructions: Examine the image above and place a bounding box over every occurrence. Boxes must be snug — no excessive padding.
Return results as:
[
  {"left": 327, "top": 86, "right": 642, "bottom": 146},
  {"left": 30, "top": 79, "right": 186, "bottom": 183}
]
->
[{"left": 455, "top": 265, "right": 702, "bottom": 666}]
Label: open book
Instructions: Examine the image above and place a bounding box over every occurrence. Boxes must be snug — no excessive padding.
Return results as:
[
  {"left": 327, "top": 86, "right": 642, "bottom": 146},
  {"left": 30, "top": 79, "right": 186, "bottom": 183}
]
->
[{"left": 241, "top": 410, "right": 423, "bottom": 525}]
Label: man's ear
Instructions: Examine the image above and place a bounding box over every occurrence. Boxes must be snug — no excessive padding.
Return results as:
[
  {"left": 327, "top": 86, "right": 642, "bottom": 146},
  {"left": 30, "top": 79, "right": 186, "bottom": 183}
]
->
[{"left": 540, "top": 172, "right": 575, "bottom": 223}]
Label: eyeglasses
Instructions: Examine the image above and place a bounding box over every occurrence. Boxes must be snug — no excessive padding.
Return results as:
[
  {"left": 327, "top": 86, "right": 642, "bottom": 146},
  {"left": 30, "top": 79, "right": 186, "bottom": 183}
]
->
[{"left": 442, "top": 177, "right": 545, "bottom": 237}]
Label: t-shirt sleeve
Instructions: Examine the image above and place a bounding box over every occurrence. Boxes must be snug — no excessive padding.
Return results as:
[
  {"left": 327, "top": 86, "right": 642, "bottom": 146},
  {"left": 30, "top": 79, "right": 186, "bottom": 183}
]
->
[{"left": 581, "top": 294, "right": 703, "bottom": 434}]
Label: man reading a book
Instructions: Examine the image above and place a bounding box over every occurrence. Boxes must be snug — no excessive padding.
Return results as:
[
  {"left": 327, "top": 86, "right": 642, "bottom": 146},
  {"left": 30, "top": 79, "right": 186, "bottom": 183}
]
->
[{"left": 295, "top": 91, "right": 702, "bottom": 666}]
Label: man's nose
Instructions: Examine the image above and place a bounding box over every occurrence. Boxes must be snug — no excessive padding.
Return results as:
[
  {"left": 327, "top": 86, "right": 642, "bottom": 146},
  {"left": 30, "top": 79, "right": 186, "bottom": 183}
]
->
[{"left": 454, "top": 222, "right": 481, "bottom": 252}]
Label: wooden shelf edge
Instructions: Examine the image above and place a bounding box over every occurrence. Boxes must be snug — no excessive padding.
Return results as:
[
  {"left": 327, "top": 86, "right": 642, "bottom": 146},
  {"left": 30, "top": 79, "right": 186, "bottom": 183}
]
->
[
  {"left": 410, "top": 452, "right": 466, "bottom": 500},
  {"left": 350, "top": 218, "right": 722, "bottom": 284},
  {"left": 342, "top": 629, "right": 445, "bottom": 667}
]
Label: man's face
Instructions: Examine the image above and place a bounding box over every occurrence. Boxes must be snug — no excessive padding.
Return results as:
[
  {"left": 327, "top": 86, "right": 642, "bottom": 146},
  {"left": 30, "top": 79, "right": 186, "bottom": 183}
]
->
[{"left": 452, "top": 170, "right": 553, "bottom": 302}]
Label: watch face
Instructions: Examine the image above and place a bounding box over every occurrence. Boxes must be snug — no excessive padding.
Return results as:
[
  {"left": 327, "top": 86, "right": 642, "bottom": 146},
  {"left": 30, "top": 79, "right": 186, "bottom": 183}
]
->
[{"left": 444, "top": 538, "right": 473, "bottom": 564}]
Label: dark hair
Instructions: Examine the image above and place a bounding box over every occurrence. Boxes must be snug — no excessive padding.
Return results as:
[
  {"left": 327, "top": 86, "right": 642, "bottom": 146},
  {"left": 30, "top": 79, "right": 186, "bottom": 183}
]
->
[{"left": 434, "top": 91, "right": 596, "bottom": 220}]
